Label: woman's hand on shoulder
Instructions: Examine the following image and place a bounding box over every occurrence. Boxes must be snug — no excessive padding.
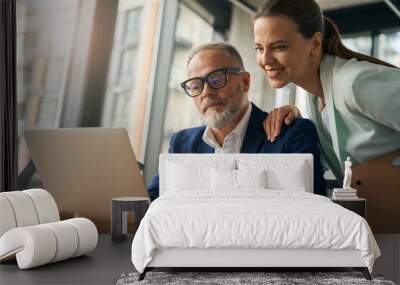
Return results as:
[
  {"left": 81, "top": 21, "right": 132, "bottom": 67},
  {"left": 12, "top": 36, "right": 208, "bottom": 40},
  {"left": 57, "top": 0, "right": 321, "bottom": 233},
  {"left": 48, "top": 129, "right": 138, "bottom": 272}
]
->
[{"left": 264, "top": 105, "right": 301, "bottom": 142}]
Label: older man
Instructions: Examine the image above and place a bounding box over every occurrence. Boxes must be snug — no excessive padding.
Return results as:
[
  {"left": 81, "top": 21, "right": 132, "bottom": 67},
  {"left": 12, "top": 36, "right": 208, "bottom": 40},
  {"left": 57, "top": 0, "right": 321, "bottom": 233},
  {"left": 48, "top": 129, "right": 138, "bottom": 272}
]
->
[{"left": 147, "top": 42, "right": 326, "bottom": 200}]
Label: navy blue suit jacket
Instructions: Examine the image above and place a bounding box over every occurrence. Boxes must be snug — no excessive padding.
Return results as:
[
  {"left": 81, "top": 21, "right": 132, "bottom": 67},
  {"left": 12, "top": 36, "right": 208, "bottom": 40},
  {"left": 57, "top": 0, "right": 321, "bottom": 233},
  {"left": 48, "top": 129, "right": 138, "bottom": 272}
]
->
[{"left": 148, "top": 103, "right": 326, "bottom": 200}]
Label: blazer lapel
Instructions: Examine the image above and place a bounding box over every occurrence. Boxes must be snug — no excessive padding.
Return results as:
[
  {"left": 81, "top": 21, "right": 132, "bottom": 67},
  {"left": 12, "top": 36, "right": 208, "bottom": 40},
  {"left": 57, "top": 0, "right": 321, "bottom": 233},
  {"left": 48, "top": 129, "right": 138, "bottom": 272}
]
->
[
  {"left": 241, "top": 103, "right": 267, "bottom": 153},
  {"left": 320, "top": 56, "right": 345, "bottom": 168},
  {"left": 195, "top": 127, "right": 215, "bottom": 153},
  {"left": 197, "top": 141, "right": 214, "bottom": 153}
]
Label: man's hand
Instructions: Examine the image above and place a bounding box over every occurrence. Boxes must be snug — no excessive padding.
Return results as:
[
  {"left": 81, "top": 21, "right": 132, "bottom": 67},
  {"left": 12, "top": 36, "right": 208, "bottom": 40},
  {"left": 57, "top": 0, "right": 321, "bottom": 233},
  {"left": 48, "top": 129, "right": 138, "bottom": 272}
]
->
[{"left": 264, "top": 105, "right": 301, "bottom": 142}]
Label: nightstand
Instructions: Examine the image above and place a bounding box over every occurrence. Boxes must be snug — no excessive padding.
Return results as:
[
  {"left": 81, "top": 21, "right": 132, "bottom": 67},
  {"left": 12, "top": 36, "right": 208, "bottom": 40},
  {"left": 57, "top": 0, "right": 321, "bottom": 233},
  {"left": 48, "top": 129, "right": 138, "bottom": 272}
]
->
[
  {"left": 332, "top": 197, "right": 366, "bottom": 218},
  {"left": 111, "top": 197, "right": 150, "bottom": 241}
]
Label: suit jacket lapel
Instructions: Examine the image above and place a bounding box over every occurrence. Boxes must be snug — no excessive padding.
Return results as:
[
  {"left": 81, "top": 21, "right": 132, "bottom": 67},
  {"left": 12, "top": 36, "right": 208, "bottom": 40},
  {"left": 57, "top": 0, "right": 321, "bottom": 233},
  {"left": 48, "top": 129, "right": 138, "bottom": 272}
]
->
[
  {"left": 195, "top": 126, "right": 215, "bottom": 153},
  {"left": 241, "top": 103, "right": 267, "bottom": 153},
  {"left": 198, "top": 141, "right": 214, "bottom": 153},
  {"left": 320, "top": 56, "right": 345, "bottom": 168}
]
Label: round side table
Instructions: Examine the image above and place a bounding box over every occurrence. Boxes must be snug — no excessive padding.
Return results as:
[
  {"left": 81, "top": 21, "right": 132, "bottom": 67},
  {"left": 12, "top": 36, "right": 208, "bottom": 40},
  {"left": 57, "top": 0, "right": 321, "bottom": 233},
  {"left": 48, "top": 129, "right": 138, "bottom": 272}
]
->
[{"left": 111, "top": 197, "right": 149, "bottom": 242}]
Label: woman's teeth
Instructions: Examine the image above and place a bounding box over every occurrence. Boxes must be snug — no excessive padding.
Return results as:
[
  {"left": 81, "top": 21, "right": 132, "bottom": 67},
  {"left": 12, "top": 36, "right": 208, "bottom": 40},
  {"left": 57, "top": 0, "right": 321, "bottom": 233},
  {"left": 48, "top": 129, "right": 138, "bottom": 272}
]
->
[{"left": 266, "top": 67, "right": 284, "bottom": 78}]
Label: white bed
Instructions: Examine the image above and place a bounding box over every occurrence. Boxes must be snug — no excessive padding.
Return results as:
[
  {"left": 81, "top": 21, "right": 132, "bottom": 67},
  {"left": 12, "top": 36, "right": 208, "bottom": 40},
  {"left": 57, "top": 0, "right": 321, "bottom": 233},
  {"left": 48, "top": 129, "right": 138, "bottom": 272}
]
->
[{"left": 131, "top": 154, "right": 380, "bottom": 280}]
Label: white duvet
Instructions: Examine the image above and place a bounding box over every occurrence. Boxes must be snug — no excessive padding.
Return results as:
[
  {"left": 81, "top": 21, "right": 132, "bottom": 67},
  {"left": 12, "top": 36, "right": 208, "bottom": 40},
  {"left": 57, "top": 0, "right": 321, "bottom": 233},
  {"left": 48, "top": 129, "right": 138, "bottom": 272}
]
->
[{"left": 131, "top": 190, "right": 380, "bottom": 273}]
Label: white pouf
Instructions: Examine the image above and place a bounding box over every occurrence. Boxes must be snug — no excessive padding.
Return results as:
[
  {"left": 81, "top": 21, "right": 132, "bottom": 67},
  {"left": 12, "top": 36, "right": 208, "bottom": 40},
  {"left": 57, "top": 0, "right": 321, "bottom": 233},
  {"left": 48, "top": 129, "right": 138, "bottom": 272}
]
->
[{"left": 0, "top": 189, "right": 98, "bottom": 269}]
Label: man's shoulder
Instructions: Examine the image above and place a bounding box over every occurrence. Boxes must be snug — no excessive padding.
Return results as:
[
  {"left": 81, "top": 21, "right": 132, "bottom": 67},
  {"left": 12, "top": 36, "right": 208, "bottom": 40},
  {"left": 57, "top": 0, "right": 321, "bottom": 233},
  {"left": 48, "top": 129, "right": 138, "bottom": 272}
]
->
[
  {"left": 173, "top": 125, "right": 206, "bottom": 138},
  {"left": 281, "top": 117, "right": 317, "bottom": 137},
  {"left": 269, "top": 117, "right": 320, "bottom": 156},
  {"left": 170, "top": 125, "right": 206, "bottom": 145},
  {"left": 290, "top": 117, "right": 315, "bottom": 128}
]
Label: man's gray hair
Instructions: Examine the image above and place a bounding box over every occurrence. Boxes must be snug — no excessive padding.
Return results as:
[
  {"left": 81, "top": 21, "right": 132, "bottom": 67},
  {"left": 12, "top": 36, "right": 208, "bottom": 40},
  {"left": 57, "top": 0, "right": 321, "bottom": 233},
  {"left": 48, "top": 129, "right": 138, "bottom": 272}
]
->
[{"left": 186, "top": 42, "right": 245, "bottom": 69}]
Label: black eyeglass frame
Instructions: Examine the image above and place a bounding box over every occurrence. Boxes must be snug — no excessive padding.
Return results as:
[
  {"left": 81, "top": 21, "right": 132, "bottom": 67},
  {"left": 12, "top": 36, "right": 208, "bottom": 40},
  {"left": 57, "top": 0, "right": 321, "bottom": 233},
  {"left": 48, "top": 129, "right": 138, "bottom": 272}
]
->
[{"left": 180, "top": 67, "right": 243, "bottom": 97}]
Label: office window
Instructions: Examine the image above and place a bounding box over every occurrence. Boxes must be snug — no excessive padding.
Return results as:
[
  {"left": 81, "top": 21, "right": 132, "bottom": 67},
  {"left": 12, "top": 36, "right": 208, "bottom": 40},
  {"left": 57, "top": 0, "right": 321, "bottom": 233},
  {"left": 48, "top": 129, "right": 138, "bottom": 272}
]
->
[
  {"left": 16, "top": 0, "right": 79, "bottom": 174},
  {"left": 342, "top": 30, "right": 400, "bottom": 67},
  {"left": 376, "top": 30, "right": 400, "bottom": 67},
  {"left": 342, "top": 34, "right": 373, "bottom": 55},
  {"left": 160, "top": 3, "right": 214, "bottom": 153},
  {"left": 102, "top": 4, "right": 143, "bottom": 129},
  {"left": 16, "top": 0, "right": 122, "bottom": 189}
]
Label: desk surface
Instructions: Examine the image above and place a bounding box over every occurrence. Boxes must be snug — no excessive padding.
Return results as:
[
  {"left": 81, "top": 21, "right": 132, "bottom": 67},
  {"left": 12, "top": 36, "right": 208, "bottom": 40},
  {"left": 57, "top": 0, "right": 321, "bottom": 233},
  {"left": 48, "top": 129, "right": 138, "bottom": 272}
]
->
[{"left": 0, "top": 234, "right": 133, "bottom": 285}]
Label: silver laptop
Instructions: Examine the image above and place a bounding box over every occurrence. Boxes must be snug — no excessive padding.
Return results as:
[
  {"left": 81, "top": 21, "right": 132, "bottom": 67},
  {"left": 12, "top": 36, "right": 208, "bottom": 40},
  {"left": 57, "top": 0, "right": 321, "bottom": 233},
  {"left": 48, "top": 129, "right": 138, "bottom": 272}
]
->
[{"left": 24, "top": 128, "right": 148, "bottom": 232}]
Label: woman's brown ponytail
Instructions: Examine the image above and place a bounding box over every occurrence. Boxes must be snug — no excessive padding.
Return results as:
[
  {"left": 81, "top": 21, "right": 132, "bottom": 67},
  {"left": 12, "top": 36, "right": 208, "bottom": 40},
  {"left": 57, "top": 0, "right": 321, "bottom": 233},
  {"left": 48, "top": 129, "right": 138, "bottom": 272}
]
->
[{"left": 323, "top": 16, "right": 396, "bottom": 68}]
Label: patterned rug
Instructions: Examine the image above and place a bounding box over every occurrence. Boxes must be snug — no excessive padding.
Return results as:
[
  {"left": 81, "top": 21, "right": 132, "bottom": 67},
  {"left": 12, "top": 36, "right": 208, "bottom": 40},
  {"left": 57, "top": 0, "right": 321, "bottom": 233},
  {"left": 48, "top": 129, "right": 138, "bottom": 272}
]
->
[{"left": 116, "top": 271, "right": 396, "bottom": 285}]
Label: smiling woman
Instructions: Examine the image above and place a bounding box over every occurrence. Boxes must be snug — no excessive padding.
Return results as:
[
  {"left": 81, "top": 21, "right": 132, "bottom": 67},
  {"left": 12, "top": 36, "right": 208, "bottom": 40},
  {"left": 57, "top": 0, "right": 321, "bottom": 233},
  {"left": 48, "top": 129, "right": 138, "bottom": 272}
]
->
[
  {"left": 254, "top": 0, "right": 400, "bottom": 171},
  {"left": 254, "top": 15, "right": 319, "bottom": 90},
  {"left": 253, "top": 0, "right": 400, "bottom": 234}
]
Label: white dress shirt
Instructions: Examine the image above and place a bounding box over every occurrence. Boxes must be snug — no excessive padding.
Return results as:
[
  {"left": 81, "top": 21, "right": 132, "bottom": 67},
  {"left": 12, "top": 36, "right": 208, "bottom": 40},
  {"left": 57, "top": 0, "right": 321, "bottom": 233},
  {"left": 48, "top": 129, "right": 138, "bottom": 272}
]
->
[{"left": 202, "top": 103, "right": 252, "bottom": 154}]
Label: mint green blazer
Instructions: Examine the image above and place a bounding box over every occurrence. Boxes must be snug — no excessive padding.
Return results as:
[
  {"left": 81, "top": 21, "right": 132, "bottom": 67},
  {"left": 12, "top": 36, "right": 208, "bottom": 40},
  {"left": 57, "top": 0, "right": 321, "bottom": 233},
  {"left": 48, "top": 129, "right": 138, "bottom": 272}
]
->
[{"left": 304, "top": 55, "right": 400, "bottom": 180}]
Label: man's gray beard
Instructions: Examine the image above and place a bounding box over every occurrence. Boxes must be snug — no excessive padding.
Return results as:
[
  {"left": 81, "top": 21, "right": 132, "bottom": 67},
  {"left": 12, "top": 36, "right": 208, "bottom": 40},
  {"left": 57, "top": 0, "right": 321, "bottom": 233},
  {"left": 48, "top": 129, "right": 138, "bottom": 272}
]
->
[{"left": 200, "top": 102, "right": 242, "bottom": 129}]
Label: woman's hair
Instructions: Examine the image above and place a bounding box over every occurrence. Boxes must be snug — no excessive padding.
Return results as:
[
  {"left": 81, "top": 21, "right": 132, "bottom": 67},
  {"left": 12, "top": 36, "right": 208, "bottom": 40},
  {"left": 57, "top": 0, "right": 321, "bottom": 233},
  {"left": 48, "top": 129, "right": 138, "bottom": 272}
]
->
[{"left": 255, "top": 0, "right": 396, "bottom": 68}]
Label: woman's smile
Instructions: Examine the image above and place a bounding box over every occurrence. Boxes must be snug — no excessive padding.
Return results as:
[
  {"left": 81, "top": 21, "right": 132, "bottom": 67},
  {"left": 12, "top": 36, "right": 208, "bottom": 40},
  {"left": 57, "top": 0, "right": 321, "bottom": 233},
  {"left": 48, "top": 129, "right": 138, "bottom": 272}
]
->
[{"left": 265, "top": 67, "right": 285, "bottom": 79}]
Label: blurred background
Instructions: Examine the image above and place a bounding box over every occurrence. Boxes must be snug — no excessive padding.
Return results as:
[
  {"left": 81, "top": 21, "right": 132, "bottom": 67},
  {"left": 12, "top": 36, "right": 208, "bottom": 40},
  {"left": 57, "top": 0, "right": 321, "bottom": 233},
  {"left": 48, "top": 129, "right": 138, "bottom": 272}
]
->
[{"left": 15, "top": 0, "right": 400, "bottom": 188}]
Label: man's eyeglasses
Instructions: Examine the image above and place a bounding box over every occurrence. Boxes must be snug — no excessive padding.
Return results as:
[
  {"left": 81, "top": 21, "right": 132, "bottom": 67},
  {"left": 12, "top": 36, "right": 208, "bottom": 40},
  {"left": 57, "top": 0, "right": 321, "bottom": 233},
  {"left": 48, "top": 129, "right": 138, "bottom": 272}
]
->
[{"left": 180, "top": 67, "right": 243, "bottom": 97}]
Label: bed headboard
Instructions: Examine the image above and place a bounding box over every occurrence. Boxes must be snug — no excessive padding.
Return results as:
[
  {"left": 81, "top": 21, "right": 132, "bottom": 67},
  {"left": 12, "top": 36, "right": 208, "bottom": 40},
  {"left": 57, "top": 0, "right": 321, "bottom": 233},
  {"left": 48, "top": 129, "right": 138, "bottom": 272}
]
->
[{"left": 159, "top": 153, "right": 314, "bottom": 196}]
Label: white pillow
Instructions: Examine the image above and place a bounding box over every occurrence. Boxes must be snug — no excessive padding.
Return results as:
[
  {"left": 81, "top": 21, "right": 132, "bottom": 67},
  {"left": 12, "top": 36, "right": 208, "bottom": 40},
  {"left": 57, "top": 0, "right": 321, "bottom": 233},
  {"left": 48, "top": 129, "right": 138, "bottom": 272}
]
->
[
  {"left": 167, "top": 162, "right": 209, "bottom": 191},
  {"left": 266, "top": 162, "right": 308, "bottom": 191},
  {"left": 238, "top": 159, "right": 309, "bottom": 192},
  {"left": 211, "top": 168, "right": 236, "bottom": 190},
  {"left": 167, "top": 160, "right": 235, "bottom": 192},
  {"left": 236, "top": 169, "right": 267, "bottom": 188},
  {"left": 211, "top": 169, "right": 267, "bottom": 190}
]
